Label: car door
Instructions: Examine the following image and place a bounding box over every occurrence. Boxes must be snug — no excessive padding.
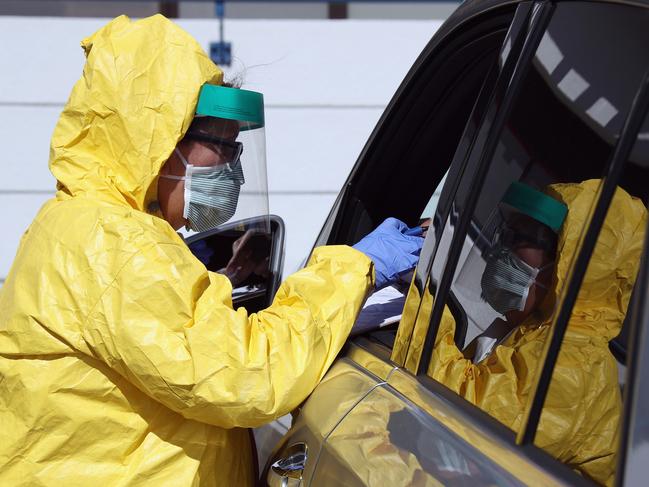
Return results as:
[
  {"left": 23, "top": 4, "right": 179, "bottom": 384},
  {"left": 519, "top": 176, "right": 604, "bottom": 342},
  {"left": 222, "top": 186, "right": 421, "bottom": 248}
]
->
[
  {"left": 292, "top": 2, "right": 574, "bottom": 485},
  {"left": 336, "top": 1, "right": 648, "bottom": 485}
]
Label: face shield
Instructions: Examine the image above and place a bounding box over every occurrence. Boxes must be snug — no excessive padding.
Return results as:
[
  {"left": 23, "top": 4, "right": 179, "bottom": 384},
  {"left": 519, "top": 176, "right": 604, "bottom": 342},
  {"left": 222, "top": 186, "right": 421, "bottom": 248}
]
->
[
  {"left": 454, "top": 182, "right": 567, "bottom": 319},
  {"left": 183, "top": 84, "right": 269, "bottom": 234}
]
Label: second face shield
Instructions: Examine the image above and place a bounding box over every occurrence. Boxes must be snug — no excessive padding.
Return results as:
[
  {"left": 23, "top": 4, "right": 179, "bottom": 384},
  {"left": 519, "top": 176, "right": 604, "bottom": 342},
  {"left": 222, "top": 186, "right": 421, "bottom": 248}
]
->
[{"left": 454, "top": 182, "right": 567, "bottom": 320}]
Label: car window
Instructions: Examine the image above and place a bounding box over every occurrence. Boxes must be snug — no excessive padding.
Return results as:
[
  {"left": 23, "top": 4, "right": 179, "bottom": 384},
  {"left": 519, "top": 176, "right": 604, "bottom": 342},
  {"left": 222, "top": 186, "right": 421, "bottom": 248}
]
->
[
  {"left": 414, "top": 2, "right": 649, "bottom": 484},
  {"left": 346, "top": 10, "right": 513, "bottom": 352},
  {"left": 534, "top": 107, "right": 649, "bottom": 486}
]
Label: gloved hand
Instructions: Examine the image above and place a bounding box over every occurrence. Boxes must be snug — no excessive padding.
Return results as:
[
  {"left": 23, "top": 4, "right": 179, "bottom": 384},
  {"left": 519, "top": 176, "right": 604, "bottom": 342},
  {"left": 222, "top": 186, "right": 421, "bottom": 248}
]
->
[{"left": 353, "top": 217, "right": 424, "bottom": 290}]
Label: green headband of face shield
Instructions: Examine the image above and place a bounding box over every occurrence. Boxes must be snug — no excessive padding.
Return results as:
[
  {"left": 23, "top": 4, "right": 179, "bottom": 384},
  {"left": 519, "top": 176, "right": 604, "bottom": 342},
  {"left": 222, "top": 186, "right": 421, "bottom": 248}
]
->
[
  {"left": 502, "top": 181, "right": 568, "bottom": 233},
  {"left": 195, "top": 84, "right": 265, "bottom": 130}
]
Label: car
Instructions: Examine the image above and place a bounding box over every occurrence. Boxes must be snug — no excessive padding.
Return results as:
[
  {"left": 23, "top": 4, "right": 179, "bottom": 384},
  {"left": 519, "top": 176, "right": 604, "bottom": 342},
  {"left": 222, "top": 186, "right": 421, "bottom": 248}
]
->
[
  {"left": 186, "top": 0, "right": 649, "bottom": 484},
  {"left": 248, "top": 0, "right": 649, "bottom": 485}
]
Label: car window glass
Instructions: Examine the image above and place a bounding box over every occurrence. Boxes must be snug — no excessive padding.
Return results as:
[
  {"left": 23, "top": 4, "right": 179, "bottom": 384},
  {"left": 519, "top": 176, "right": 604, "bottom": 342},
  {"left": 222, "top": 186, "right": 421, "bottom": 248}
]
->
[
  {"left": 420, "top": 2, "right": 649, "bottom": 484},
  {"left": 420, "top": 173, "right": 448, "bottom": 221},
  {"left": 535, "top": 109, "right": 649, "bottom": 483}
]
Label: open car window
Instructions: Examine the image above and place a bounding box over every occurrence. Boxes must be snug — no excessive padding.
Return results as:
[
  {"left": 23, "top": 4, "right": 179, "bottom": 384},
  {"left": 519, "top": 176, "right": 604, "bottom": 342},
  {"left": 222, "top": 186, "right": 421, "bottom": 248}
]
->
[{"left": 345, "top": 10, "right": 512, "bottom": 351}]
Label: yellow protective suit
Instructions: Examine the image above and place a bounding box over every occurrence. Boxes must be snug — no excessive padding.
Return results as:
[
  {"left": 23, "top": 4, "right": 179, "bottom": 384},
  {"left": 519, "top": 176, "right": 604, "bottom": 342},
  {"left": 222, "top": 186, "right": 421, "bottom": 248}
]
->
[
  {"left": 429, "top": 179, "right": 646, "bottom": 485},
  {"left": 0, "top": 15, "right": 373, "bottom": 486}
]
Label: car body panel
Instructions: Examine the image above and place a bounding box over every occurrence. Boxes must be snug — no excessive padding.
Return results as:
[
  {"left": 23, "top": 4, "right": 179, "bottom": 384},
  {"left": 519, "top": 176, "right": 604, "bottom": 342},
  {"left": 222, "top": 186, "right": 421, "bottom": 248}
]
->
[{"left": 266, "top": 355, "right": 386, "bottom": 486}]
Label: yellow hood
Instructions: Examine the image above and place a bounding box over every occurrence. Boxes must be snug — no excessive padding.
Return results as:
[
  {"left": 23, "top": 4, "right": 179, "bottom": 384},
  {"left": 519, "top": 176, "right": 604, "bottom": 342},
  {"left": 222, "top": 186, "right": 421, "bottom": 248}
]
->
[
  {"left": 546, "top": 179, "right": 647, "bottom": 341},
  {"left": 0, "top": 14, "right": 377, "bottom": 486},
  {"left": 49, "top": 14, "right": 222, "bottom": 212}
]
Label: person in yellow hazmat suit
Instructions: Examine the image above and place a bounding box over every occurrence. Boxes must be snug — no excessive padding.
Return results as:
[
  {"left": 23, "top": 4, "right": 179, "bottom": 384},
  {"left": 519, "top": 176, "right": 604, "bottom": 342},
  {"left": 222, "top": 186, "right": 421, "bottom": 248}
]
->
[
  {"left": 0, "top": 15, "right": 424, "bottom": 486},
  {"left": 429, "top": 180, "right": 646, "bottom": 485}
]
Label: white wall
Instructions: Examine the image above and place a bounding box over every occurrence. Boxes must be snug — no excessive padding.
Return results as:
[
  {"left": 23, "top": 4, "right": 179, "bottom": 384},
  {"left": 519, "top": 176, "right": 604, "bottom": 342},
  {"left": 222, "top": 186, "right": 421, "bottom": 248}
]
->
[
  {"left": 181, "top": 1, "right": 329, "bottom": 19},
  {"left": 0, "top": 16, "right": 441, "bottom": 282},
  {"left": 0, "top": 1, "right": 460, "bottom": 20}
]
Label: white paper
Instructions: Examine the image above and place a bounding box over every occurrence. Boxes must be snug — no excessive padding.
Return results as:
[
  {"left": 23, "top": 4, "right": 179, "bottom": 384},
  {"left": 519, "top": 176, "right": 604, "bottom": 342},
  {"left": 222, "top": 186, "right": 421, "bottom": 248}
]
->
[{"left": 351, "top": 286, "right": 406, "bottom": 336}]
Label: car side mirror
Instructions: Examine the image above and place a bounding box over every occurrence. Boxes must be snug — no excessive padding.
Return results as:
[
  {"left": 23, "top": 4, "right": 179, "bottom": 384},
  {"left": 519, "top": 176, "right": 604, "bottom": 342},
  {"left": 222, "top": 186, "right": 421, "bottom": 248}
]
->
[{"left": 185, "top": 215, "right": 285, "bottom": 313}]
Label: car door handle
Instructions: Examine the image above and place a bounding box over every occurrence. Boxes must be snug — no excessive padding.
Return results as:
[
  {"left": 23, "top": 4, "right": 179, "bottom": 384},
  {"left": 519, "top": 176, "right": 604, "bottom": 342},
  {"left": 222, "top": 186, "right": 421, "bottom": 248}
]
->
[{"left": 268, "top": 442, "right": 308, "bottom": 487}]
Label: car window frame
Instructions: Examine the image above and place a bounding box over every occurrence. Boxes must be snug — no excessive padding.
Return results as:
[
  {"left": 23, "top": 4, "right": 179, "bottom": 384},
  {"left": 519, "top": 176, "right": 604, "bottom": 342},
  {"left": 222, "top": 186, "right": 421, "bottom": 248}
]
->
[
  {"left": 403, "top": 0, "right": 554, "bottom": 373},
  {"left": 308, "top": 0, "right": 522, "bottom": 361}
]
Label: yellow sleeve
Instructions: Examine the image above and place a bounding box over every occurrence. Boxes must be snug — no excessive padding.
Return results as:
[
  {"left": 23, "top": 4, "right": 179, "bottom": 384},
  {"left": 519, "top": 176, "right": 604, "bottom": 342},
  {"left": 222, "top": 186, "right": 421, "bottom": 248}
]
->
[
  {"left": 428, "top": 306, "right": 544, "bottom": 430},
  {"left": 428, "top": 308, "right": 618, "bottom": 485},
  {"left": 83, "top": 243, "right": 373, "bottom": 428}
]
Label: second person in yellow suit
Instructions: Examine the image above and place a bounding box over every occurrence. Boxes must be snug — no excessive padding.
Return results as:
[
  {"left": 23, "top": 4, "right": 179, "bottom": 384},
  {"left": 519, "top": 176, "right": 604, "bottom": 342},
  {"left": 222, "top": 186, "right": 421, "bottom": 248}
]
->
[
  {"left": 429, "top": 180, "right": 646, "bottom": 485},
  {"left": 0, "top": 15, "right": 424, "bottom": 486}
]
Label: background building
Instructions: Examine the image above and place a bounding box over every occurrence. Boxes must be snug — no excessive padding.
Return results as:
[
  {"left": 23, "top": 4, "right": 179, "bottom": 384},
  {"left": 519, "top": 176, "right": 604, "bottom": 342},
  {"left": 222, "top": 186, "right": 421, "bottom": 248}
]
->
[{"left": 0, "top": 0, "right": 451, "bottom": 282}]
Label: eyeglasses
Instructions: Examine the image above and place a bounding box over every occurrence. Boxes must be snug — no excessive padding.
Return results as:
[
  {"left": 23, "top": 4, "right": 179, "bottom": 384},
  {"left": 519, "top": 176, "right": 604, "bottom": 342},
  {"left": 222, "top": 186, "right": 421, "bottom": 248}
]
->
[{"left": 186, "top": 131, "right": 244, "bottom": 163}]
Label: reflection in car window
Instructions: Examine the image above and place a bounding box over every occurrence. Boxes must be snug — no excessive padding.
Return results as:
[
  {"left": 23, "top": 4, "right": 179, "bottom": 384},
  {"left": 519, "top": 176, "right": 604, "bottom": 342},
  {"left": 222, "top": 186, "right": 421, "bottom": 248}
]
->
[
  {"left": 313, "top": 385, "right": 523, "bottom": 486},
  {"left": 536, "top": 108, "right": 649, "bottom": 486},
  {"left": 423, "top": 3, "right": 649, "bottom": 485}
]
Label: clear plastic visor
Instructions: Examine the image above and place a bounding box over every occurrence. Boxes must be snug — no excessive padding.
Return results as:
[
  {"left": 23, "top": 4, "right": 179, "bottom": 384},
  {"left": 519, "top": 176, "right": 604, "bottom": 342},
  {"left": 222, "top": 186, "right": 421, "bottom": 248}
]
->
[{"left": 183, "top": 117, "right": 269, "bottom": 235}]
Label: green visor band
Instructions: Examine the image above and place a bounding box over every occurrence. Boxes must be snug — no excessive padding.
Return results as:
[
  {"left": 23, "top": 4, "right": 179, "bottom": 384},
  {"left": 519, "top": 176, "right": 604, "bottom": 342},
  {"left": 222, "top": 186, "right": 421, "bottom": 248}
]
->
[
  {"left": 196, "top": 84, "right": 264, "bottom": 130},
  {"left": 502, "top": 181, "right": 568, "bottom": 233}
]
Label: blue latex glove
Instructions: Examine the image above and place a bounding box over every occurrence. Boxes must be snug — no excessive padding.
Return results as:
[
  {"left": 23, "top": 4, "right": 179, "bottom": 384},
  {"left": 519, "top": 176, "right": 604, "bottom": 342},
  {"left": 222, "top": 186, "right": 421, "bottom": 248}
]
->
[{"left": 353, "top": 217, "right": 424, "bottom": 290}]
